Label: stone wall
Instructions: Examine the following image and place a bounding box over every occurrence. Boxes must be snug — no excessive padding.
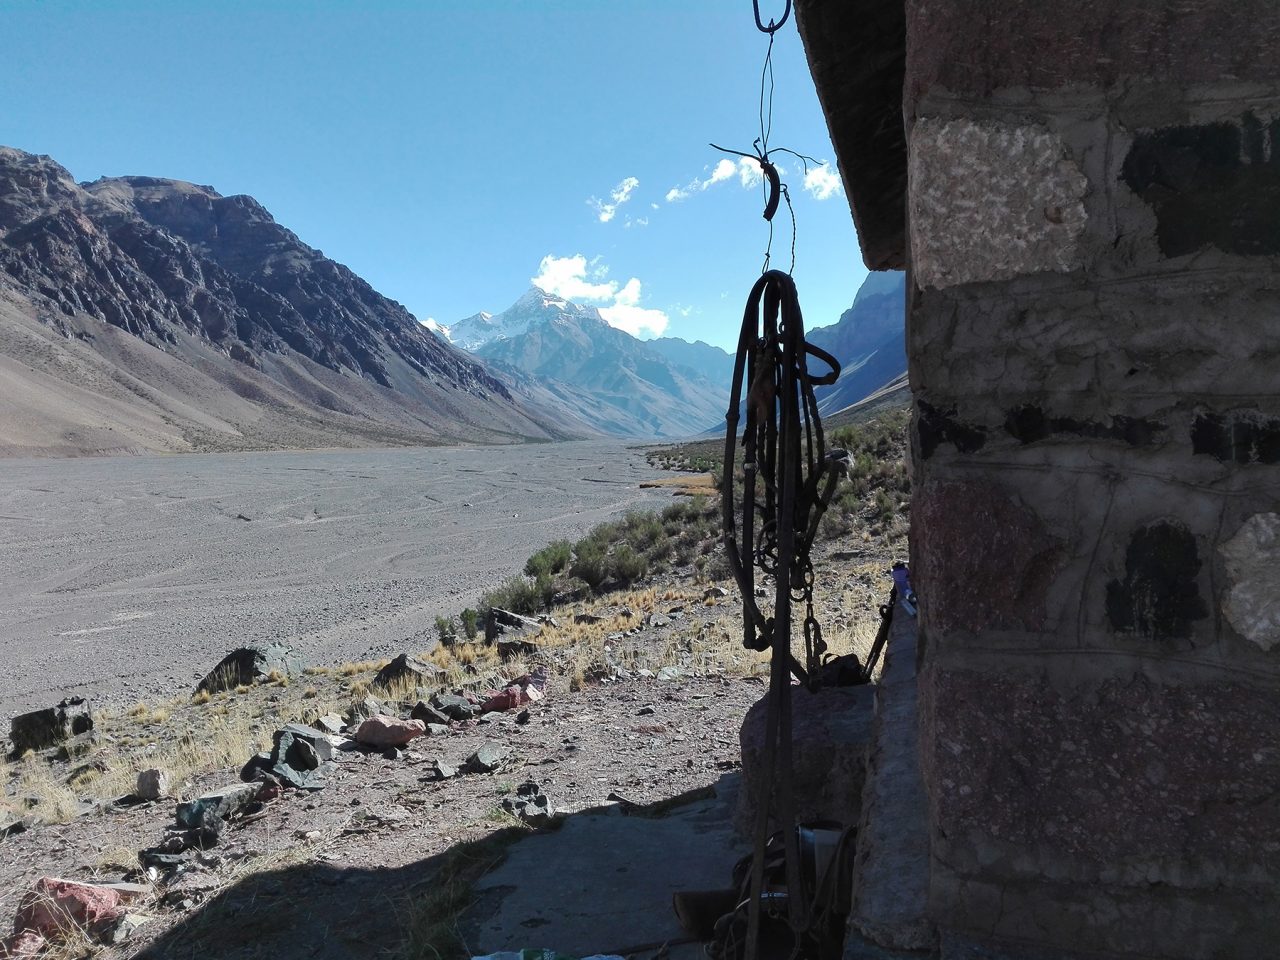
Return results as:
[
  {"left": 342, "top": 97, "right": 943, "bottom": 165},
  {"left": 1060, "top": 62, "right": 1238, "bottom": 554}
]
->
[{"left": 904, "top": 3, "right": 1280, "bottom": 956}]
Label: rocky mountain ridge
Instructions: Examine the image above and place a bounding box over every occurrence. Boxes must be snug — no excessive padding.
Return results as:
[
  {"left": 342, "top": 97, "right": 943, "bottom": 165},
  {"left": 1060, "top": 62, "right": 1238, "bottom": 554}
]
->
[{"left": 0, "top": 146, "right": 572, "bottom": 456}]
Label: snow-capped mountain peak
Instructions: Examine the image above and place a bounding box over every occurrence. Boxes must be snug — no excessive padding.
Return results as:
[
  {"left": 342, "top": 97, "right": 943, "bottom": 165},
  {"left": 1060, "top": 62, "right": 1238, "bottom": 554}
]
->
[{"left": 449, "top": 287, "right": 604, "bottom": 351}]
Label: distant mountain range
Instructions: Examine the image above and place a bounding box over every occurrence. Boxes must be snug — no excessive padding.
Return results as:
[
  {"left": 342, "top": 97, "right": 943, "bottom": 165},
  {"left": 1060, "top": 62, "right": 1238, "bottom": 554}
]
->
[
  {"left": 448, "top": 289, "right": 728, "bottom": 438},
  {"left": 0, "top": 146, "right": 571, "bottom": 456}
]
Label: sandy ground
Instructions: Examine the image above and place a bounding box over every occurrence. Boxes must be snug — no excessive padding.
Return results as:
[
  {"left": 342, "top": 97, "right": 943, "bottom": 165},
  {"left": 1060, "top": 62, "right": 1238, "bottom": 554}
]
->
[{"left": 0, "top": 440, "right": 668, "bottom": 719}]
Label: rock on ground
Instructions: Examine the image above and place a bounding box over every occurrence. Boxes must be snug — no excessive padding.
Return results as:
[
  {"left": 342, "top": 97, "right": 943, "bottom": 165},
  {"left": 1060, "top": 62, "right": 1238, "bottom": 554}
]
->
[{"left": 738, "top": 683, "right": 876, "bottom": 832}]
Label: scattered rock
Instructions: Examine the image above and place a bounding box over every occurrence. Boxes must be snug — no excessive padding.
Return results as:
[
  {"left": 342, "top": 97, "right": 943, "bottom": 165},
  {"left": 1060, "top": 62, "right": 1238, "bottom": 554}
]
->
[
  {"left": 480, "top": 669, "right": 548, "bottom": 714},
  {"left": 465, "top": 741, "right": 511, "bottom": 773},
  {"left": 175, "top": 783, "right": 260, "bottom": 830},
  {"left": 738, "top": 684, "right": 876, "bottom": 832},
  {"left": 383, "top": 747, "right": 403, "bottom": 761},
  {"left": 138, "top": 850, "right": 190, "bottom": 872},
  {"left": 315, "top": 713, "right": 344, "bottom": 735},
  {"left": 373, "top": 653, "right": 441, "bottom": 691},
  {"left": 704, "top": 586, "right": 729, "bottom": 600},
  {"left": 0, "top": 929, "right": 45, "bottom": 957},
  {"left": 426, "top": 723, "right": 451, "bottom": 737},
  {"left": 135, "top": 768, "right": 171, "bottom": 801},
  {"left": 497, "top": 636, "right": 539, "bottom": 660},
  {"left": 410, "top": 701, "right": 451, "bottom": 726},
  {"left": 354, "top": 716, "right": 426, "bottom": 749},
  {"left": 346, "top": 694, "right": 384, "bottom": 725},
  {"left": 515, "top": 709, "right": 531, "bottom": 725},
  {"left": 240, "top": 750, "right": 274, "bottom": 783},
  {"left": 574, "top": 612, "right": 604, "bottom": 625},
  {"left": 431, "top": 693, "right": 479, "bottom": 722},
  {"left": 501, "top": 781, "right": 554, "bottom": 824},
  {"left": 432, "top": 760, "right": 457, "bottom": 780},
  {"left": 657, "top": 666, "right": 684, "bottom": 681},
  {"left": 13, "top": 877, "right": 141, "bottom": 941},
  {"left": 54, "top": 730, "right": 99, "bottom": 761},
  {"left": 274, "top": 724, "right": 335, "bottom": 765},
  {"left": 106, "top": 913, "right": 150, "bottom": 945},
  {"left": 159, "top": 871, "right": 221, "bottom": 907},
  {"left": 9, "top": 698, "right": 93, "bottom": 755},
  {"left": 0, "top": 815, "right": 32, "bottom": 841},
  {"left": 270, "top": 724, "right": 337, "bottom": 790},
  {"left": 637, "top": 705, "right": 656, "bottom": 716},
  {"left": 485, "top": 607, "right": 543, "bottom": 644},
  {"left": 196, "top": 643, "right": 304, "bottom": 694}
]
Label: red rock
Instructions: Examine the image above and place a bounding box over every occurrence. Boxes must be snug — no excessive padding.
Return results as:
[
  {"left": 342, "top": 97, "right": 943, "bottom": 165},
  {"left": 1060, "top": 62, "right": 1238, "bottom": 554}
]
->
[
  {"left": 354, "top": 715, "right": 426, "bottom": 748},
  {"left": 0, "top": 929, "right": 46, "bottom": 958},
  {"left": 480, "top": 672, "right": 547, "bottom": 713},
  {"left": 13, "top": 877, "right": 131, "bottom": 939}
]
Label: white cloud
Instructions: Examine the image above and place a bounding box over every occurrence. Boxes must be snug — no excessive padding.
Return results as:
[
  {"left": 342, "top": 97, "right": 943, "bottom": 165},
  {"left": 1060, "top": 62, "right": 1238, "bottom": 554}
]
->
[
  {"left": 737, "top": 157, "right": 764, "bottom": 187},
  {"left": 531, "top": 254, "right": 669, "bottom": 338},
  {"left": 531, "top": 254, "right": 616, "bottom": 301},
  {"left": 623, "top": 216, "right": 649, "bottom": 229},
  {"left": 589, "top": 176, "right": 640, "bottom": 223},
  {"left": 803, "top": 164, "right": 843, "bottom": 200},
  {"left": 706, "top": 158, "right": 737, "bottom": 186},
  {"left": 664, "top": 156, "right": 779, "bottom": 202},
  {"left": 600, "top": 277, "right": 669, "bottom": 338}
]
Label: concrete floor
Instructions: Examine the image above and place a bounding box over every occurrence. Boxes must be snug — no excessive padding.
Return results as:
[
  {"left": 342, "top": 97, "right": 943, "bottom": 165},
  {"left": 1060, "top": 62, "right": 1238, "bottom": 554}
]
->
[{"left": 463, "top": 777, "right": 746, "bottom": 959}]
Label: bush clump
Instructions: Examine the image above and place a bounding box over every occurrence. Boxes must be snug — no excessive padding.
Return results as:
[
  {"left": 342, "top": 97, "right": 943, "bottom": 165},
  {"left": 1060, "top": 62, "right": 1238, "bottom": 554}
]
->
[
  {"left": 524, "top": 539, "right": 572, "bottom": 579},
  {"left": 460, "top": 608, "right": 479, "bottom": 640}
]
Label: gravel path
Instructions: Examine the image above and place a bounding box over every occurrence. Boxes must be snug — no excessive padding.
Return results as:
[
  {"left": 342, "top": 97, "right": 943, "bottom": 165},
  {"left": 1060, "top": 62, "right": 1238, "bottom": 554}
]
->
[{"left": 0, "top": 441, "right": 667, "bottom": 718}]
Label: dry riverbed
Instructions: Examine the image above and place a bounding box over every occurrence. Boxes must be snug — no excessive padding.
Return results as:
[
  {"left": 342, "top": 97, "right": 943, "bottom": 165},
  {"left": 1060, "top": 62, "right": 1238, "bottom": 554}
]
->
[{"left": 0, "top": 441, "right": 670, "bottom": 718}]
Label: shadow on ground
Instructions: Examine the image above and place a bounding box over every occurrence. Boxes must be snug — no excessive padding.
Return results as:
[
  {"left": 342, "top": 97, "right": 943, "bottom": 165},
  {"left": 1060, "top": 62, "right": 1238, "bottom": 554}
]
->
[{"left": 134, "top": 774, "right": 745, "bottom": 960}]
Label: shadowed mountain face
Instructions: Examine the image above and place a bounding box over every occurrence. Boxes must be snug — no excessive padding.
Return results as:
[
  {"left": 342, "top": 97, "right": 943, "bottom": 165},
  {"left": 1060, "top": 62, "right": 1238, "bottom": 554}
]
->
[
  {"left": 0, "top": 147, "right": 573, "bottom": 456},
  {"left": 807, "top": 271, "right": 906, "bottom": 417},
  {"left": 454, "top": 288, "right": 730, "bottom": 438}
]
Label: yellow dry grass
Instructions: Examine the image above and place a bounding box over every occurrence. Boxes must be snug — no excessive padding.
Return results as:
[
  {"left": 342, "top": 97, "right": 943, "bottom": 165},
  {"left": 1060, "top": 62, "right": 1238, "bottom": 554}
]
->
[
  {"left": 2, "top": 674, "right": 356, "bottom": 826},
  {"left": 638, "top": 472, "right": 718, "bottom": 496}
]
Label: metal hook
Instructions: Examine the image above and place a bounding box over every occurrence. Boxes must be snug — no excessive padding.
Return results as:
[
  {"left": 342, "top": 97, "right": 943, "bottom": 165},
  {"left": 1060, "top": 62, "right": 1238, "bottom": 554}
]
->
[{"left": 752, "top": 0, "right": 792, "bottom": 33}]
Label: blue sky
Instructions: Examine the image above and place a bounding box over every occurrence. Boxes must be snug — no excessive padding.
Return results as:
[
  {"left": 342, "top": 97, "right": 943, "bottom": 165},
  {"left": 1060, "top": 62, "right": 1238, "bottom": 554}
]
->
[{"left": 4, "top": 0, "right": 868, "bottom": 351}]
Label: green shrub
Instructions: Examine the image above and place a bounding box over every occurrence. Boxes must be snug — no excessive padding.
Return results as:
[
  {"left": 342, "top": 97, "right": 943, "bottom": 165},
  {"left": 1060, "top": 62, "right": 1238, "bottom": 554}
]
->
[
  {"left": 479, "top": 576, "right": 542, "bottom": 617},
  {"left": 621, "top": 510, "right": 665, "bottom": 551},
  {"left": 524, "top": 539, "right": 572, "bottom": 579},
  {"left": 460, "top": 608, "right": 479, "bottom": 640},
  {"left": 434, "top": 615, "right": 457, "bottom": 644},
  {"left": 571, "top": 539, "right": 609, "bottom": 591},
  {"left": 611, "top": 545, "right": 648, "bottom": 585}
]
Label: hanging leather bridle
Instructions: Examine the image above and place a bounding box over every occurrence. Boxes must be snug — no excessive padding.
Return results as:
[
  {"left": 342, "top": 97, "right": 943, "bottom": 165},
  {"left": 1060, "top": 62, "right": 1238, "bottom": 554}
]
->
[{"left": 721, "top": 268, "right": 845, "bottom": 958}]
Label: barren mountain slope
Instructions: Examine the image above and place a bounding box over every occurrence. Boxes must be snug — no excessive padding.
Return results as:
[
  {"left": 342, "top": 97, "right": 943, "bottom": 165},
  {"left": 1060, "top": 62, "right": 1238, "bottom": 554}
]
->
[{"left": 0, "top": 147, "right": 576, "bottom": 455}]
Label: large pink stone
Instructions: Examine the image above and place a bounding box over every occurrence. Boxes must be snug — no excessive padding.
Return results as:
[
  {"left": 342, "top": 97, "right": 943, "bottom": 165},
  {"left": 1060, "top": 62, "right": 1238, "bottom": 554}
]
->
[
  {"left": 354, "top": 715, "right": 426, "bottom": 748},
  {"left": 14, "top": 877, "right": 128, "bottom": 939}
]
